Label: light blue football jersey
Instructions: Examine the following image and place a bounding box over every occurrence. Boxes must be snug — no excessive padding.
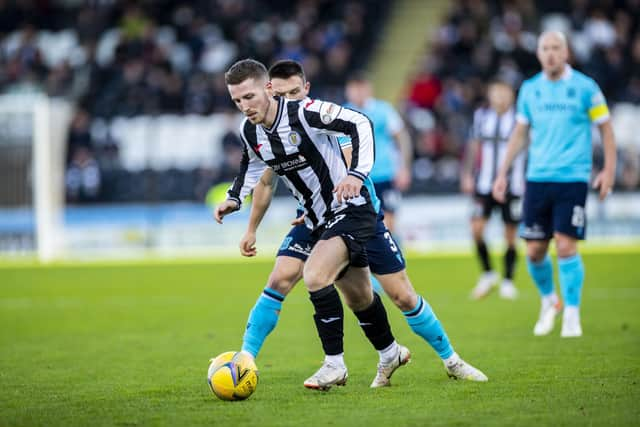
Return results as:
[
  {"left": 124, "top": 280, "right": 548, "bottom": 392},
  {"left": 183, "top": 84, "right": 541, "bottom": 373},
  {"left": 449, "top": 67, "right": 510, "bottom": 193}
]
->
[
  {"left": 516, "top": 65, "right": 610, "bottom": 183},
  {"left": 341, "top": 98, "right": 404, "bottom": 183}
]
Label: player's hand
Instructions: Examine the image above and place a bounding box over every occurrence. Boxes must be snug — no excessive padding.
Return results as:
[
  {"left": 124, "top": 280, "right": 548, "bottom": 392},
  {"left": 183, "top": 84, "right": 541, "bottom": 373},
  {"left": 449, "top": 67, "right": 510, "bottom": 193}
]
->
[
  {"left": 492, "top": 174, "right": 507, "bottom": 203},
  {"left": 593, "top": 168, "right": 615, "bottom": 201},
  {"left": 239, "top": 231, "right": 257, "bottom": 257},
  {"left": 333, "top": 175, "right": 362, "bottom": 204},
  {"left": 291, "top": 213, "right": 305, "bottom": 226},
  {"left": 214, "top": 199, "right": 240, "bottom": 224},
  {"left": 460, "top": 173, "right": 474, "bottom": 194},
  {"left": 394, "top": 167, "right": 411, "bottom": 192}
]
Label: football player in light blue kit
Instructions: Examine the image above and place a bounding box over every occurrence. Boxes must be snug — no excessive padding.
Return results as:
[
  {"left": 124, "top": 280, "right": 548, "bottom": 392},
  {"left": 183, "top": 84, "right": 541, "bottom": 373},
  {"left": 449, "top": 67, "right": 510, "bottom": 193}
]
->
[
  {"left": 344, "top": 72, "right": 413, "bottom": 295},
  {"left": 344, "top": 72, "right": 413, "bottom": 235},
  {"left": 493, "top": 31, "right": 616, "bottom": 337}
]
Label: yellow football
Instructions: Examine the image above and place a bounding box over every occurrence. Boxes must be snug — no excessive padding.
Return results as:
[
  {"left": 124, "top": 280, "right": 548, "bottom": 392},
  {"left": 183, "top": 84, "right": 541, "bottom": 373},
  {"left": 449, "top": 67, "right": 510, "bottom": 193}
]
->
[{"left": 207, "top": 351, "right": 259, "bottom": 401}]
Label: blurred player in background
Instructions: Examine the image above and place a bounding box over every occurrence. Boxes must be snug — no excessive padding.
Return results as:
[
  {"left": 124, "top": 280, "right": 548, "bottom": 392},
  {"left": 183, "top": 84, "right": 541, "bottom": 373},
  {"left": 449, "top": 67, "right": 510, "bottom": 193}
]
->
[
  {"left": 493, "top": 31, "right": 616, "bottom": 337},
  {"left": 461, "top": 81, "right": 525, "bottom": 300},
  {"left": 344, "top": 72, "right": 413, "bottom": 235},
  {"left": 230, "top": 59, "right": 487, "bottom": 388}
]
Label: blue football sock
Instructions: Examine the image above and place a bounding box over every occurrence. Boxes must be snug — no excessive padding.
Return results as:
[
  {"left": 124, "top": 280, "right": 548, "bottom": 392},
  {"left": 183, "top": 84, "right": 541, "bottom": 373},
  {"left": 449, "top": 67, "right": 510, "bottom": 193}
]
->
[
  {"left": 241, "top": 288, "right": 284, "bottom": 358},
  {"left": 403, "top": 296, "right": 454, "bottom": 359},
  {"left": 370, "top": 275, "right": 384, "bottom": 295},
  {"left": 526, "top": 255, "right": 555, "bottom": 297},
  {"left": 558, "top": 254, "right": 584, "bottom": 307}
]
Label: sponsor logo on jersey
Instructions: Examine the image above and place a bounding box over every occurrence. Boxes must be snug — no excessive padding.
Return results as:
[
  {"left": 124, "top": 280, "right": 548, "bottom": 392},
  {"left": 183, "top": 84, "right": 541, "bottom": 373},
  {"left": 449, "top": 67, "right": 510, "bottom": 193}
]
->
[{"left": 270, "top": 154, "right": 308, "bottom": 174}]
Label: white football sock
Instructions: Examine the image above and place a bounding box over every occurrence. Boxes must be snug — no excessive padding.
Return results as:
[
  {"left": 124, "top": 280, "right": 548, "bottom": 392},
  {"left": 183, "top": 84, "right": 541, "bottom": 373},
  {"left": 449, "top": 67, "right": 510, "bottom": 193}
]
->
[
  {"left": 378, "top": 341, "right": 400, "bottom": 364},
  {"left": 443, "top": 352, "right": 460, "bottom": 367},
  {"left": 324, "top": 353, "right": 345, "bottom": 367}
]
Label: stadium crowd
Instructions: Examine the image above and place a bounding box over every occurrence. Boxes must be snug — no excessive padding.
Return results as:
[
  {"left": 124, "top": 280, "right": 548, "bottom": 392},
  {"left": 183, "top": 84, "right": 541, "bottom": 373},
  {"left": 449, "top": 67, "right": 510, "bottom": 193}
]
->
[
  {"left": 0, "top": 0, "right": 638, "bottom": 203},
  {"left": 405, "top": 0, "right": 640, "bottom": 192}
]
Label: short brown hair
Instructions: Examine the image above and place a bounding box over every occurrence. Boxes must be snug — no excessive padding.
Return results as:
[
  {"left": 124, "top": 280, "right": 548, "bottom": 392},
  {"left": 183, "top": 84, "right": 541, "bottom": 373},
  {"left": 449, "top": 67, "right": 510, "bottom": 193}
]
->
[{"left": 225, "top": 59, "right": 268, "bottom": 85}]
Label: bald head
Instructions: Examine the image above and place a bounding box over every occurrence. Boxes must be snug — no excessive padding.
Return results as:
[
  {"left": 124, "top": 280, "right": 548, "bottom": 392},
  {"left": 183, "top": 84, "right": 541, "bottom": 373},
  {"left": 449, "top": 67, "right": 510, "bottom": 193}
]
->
[{"left": 537, "top": 31, "right": 569, "bottom": 79}]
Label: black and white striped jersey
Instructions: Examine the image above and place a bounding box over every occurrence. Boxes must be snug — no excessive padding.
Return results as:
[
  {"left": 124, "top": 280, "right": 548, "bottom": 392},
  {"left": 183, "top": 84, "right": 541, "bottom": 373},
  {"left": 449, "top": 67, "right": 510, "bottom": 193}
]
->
[
  {"left": 227, "top": 96, "right": 375, "bottom": 230},
  {"left": 471, "top": 107, "right": 525, "bottom": 196}
]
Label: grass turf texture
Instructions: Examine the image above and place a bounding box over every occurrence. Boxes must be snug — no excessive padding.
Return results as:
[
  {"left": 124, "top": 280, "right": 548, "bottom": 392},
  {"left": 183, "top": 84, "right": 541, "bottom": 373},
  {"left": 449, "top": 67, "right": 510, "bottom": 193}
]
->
[{"left": 1, "top": 251, "right": 638, "bottom": 426}]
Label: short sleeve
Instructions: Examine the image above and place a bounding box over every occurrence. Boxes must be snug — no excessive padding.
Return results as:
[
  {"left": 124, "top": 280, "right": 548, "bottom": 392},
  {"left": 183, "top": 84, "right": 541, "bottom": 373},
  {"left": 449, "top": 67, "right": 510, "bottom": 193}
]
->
[
  {"left": 384, "top": 103, "right": 404, "bottom": 134},
  {"left": 515, "top": 82, "right": 531, "bottom": 125},
  {"left": 586, "top": 79, "right": 610, "bottom": 124}
]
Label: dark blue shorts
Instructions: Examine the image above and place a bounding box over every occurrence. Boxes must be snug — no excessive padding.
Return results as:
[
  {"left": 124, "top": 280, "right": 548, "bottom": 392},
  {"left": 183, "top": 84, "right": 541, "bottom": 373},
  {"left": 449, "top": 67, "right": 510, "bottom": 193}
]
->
[
  {"left": 374, "top": 180, "right": 401, "bottom": 214},
  {"left": 276, "top": 209, "right": 316, "bottom": 261},
  {"left": 365, "top": 212, "right": 406, "bottom": 275},
  {"left": 521, "top": 181, "right": 588, "bottom": 241},
  {"left": 276, "top": 211, "right": 406, "bottom": 274}
]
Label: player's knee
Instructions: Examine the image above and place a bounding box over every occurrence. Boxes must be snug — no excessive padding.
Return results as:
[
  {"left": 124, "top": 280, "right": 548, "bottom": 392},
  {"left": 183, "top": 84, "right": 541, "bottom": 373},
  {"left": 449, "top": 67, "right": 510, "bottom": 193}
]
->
[
  {"left": 387, "top": 289, "right": 416, "bottom": 312},
  {"left": 555, "top": 238, "right": 577, "bottom": 258},
  {"left": 526, "top": 243, "right": 547, "bottom": 262},
  {"left": 471, "top": 224, "right": 484, "bottom": 240},
  {"left": 302, "top": 264, "right": 332, "bottom": 291},
  {"left": 266, "top": 272, "right": 298, "bottom": 296},
  {"left": 378, "top": 273, "right": 417, "bottom": 311},
  {"left": 343, "top": 293, "right": 369, "bottom": 312}
]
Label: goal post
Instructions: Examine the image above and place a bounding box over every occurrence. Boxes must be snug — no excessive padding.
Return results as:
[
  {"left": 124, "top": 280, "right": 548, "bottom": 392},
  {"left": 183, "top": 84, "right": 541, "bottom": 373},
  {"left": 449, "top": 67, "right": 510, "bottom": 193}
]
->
[
  {"left": 33, "top": 97, "right": 72, "bottom": 262},
  {"left": 0, "top": 94, "right": 71, "bottom": 261}
]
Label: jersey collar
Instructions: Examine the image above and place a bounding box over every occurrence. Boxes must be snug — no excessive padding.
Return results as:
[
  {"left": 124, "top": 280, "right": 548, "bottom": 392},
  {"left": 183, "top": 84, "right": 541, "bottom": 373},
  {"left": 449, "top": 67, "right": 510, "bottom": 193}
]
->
[
  {"left": 542, "top": 64, "right": 573, "bottom": 82},
  {"left": 263, "top": 96, "right": 285, "bottom": 134}
]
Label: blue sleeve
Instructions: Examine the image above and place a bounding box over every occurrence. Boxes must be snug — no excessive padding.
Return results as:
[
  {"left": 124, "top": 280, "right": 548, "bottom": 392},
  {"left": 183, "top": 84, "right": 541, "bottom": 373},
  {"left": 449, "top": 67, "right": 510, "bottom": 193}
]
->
[{"left": 516, "top": 82, "right": 531, "bottom": 124}]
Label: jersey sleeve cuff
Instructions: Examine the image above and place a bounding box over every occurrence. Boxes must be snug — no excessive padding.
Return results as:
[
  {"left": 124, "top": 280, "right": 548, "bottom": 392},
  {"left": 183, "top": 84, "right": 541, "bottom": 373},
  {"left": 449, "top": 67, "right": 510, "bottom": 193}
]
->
[
  {"left": 516, "top": 113, "right": 529, "bottom": 124},
  {"left": 226, "top": 195, "right": 242, "bottom": 208},
  {"left": 348, "top": 170, "right": 366, "bottom": 182},
  {"left": 591, "top": 114, "right": 610, "bottom": 125}
]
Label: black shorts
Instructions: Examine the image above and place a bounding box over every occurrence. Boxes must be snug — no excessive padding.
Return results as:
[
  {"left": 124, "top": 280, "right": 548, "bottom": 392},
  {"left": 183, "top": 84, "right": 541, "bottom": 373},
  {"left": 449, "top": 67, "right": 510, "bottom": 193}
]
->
[
  {"left": 314, "top": 202, "right": 377, "bottom": 268},
  {"left": 472, "top": 192, "right": 522, "bottom": 224},
  {"left": 521, "top": 181, "right": 588, "bottom": 241}
]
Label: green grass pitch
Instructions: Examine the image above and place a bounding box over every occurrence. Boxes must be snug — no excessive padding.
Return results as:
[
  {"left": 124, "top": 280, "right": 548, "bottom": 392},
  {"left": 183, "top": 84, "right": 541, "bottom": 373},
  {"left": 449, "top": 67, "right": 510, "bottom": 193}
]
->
[{"left": 1, "top": 250, "right": 639, "bottom": 426}]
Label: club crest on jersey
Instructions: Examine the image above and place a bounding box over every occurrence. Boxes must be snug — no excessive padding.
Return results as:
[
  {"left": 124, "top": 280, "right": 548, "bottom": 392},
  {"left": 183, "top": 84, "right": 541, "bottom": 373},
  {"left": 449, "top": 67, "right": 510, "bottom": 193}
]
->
[
  {"left": 319, "top": 102, "right": 340, "bottom": 125},
  {"left": 288, "top": 131, "right": 302, "bottom": 146}
]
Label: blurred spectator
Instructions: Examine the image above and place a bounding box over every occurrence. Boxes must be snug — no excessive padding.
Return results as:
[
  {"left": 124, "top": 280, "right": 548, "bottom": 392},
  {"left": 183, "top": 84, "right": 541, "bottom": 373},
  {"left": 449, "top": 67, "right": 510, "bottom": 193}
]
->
[
  {"left": 66, "top": 146, "right": 101, "bottom": 203},
  {"left": 405, "top": 0, "right": 640, "bottom": 192},
  {"left": 0, "top": 0, "right": 386, "bottom": 117}
]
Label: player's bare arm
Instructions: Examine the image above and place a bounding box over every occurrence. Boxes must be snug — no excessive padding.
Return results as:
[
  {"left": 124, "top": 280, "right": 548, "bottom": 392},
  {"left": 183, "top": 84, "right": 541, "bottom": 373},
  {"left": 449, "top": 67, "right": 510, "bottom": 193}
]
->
[
  {"left": 592, "top": 120, "right": 617, "bottom": 200},
  {"left": 493, "top": 122, "right": 529, "bottom": 202},
  {"left": 393, "top": 128, "right": 413, "bottom": 192},
  {"left": 461, "top": 138, "right": 480, "bottom": 194},
  {"left": 239, "top": 168, "right": 278, "bottom": 256}
]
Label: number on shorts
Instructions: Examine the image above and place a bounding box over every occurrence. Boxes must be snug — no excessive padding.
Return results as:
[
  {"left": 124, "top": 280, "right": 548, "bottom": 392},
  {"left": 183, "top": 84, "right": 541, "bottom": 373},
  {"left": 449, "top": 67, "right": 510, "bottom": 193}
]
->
[
  {"left": 571, "top": 206, "right": 585, "bottom": 228},
  {"left": 383, "top": 232, "right": 398, "bottom": 252}
]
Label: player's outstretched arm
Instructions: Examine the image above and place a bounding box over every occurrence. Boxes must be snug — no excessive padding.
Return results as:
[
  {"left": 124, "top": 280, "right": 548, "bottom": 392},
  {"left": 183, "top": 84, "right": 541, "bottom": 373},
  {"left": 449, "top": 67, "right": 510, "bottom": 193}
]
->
[
  {"left": 493, "top": 122, "right": 529, "bottom": 202},
  {"left": 593, "top": 120, "right": 617, "bottom": 200},
  {"left": 240, "top": 169, "right": 277, "bottom": 257}
]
